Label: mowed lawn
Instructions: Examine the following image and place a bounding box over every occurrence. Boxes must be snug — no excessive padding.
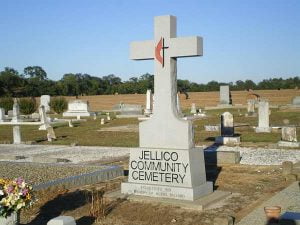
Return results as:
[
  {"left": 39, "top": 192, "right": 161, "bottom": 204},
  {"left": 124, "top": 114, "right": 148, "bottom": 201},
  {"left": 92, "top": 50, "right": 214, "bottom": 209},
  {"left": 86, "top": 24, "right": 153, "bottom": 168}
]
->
[{"left": 0, "top": 108, "right": 299, "bottom": 147}]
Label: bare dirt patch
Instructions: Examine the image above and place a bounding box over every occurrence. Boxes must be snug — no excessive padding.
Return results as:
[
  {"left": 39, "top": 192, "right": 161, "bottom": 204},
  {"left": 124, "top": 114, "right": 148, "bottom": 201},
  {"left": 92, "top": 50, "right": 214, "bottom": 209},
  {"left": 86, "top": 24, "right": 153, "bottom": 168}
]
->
[{"left": 20, "top": 163, "right": 289, "bottom": 225}]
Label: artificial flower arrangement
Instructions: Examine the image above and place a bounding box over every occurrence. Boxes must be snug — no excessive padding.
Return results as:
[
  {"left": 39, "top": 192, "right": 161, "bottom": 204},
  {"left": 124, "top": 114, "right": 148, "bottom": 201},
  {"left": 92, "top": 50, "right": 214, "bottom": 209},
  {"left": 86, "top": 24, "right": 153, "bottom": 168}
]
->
[{"left": 0, "top": 178, "right": 33, "bottom": 218}]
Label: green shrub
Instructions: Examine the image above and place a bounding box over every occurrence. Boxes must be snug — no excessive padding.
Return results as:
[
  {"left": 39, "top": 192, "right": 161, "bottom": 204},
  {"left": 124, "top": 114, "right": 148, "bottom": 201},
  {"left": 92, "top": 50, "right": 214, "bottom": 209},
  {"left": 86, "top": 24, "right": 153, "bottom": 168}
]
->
[
  {"left": 50, "top": 97, "right": 67, "bottom": 114},
  {"left": 0, "top": 97, "right": 14, "bottom": 114},
  {"left": 19, "top": 98, "right": 37, "bottom": 115}
]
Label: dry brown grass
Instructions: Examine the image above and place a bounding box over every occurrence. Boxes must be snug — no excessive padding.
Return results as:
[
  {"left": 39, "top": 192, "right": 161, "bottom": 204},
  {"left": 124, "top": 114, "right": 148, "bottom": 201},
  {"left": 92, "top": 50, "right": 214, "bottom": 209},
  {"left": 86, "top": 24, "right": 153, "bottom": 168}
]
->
[{"left": 45, "top": 89, "right": 300, "bottom": 111}]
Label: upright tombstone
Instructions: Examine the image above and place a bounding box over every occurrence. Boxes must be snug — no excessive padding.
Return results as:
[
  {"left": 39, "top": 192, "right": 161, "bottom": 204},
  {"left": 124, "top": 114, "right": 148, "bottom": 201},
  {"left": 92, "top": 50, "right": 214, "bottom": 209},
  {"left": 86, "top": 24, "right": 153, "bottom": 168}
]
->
[
  {"left": 144, "top": 89, "right": 153, "bottom": 115},
  {"left": 39, "top": 105, "right": 50, "bottom": 130},
  {"left": 278, "top": 126, "right": 300, "bottom": 148},
  {"left": 13, "top": 125, "right": 21, "bottom": 144},
  {"left": 191, "top": 103, "right": 197, "bottom": 114},
  {"left": 219, "top": 85, "right": 231, "bottom": 106},
  {"left": 121, "top": 15, "right": 213, "bottom": 201},
  {"left": 176, "top": 93, "right": 183, "bottom": 116},
  {"left": 291, "top": 96, "right": 300, "bottom": 108},
  {"left": 11, "top": 98, "right": 20, "bottom": 123},
  {"left": 63, "top": 100, "right": 93, "bottom": 117},
  {"left": 215, "top": 112, "right": 240, "bottom": 145},
  {"left": 40, "top": 95, "right": 51, "bottom": 112},
  {"left": 0, "top": 108, "right": 5, "bottom": 122},
  {"left": 255, "top": 99, "right": 271, "bottom": 133},
  {"left": 246, "top": 99, "right": 256, "bottom": 116}
]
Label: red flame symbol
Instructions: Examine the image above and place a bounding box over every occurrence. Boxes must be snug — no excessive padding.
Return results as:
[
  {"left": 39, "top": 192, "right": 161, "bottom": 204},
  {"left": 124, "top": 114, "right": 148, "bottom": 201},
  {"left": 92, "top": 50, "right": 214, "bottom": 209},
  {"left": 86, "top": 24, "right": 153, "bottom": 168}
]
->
[{"left": 155, "top": 38, "right": 163, "bottom": 66}]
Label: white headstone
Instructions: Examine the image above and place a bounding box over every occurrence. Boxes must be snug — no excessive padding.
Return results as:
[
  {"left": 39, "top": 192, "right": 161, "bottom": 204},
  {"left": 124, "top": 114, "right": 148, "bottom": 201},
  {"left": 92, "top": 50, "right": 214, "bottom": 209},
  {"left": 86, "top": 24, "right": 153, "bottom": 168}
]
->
[
  {"left": 221, "top": 112, "right": 234, "bottom": 137},
  {"left": 144, "top": 89, "right": 153, "bottom": 115},
  {"left": 247, "top": 99, "right": 255, "bottom": 114},
  {"left": 122, "top": 15, "right": 212, "bottom": 201},
  {"left": 176, "top": 93, "right": 183, "bottom": 116},
  {"left": 100, "top": 118, "right": 105, "bottom": 125},
  {"left": 47, "top": 216, "right": 76, "bottom": 225},
  {"left": 255, "top": 99, "right": 271, "bottom": 133},
  {"left": 0, "top": 108, "right": 5, "bottom": 122},
  {"left": 219, "top": 85, "right": 231, "bottom": 105},
  {"left": 191, "top": 103, "right": 197, "bottom": 114},
  {"left": 13, "top": 125, "right": 21, "bottom": 144},
  {"left": 12, "top": 98, "right": 20, "bottom": 123},
  {"left": 47, "top": 127, "right": 56, "bottom": 142},
  {"left": 63, "top": 100, "right": 93, "bottom": 117},
  {"left": 39, "top": 105, "right": 50, "bottom": 130},
  {"left": 40, "top": 95, "right": 51, "bottom": 112}
]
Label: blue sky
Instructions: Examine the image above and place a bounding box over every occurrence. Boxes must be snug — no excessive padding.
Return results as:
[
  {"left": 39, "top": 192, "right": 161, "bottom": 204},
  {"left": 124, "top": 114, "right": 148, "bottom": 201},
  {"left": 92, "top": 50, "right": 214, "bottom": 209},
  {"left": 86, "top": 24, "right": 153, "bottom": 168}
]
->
[{"left": 0, "top": 0, "right": 299, "bottom": 83}]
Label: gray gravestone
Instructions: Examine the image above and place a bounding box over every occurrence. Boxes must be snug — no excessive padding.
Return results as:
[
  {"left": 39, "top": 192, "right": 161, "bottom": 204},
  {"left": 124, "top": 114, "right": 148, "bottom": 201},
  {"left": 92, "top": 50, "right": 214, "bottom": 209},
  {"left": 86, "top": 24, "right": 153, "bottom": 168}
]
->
[
  {"left": 39, "top": 105, "right": 50, "bottom": 130},
  {"left": 47, "top": 127, "right": 56, "bottom": 142},
  {"left": 216, "top": 112, "right": 240, "bottom": 145},
  {"left": 13, "top": 125, "right": 21, "bottom": 144},
  {"left": 255, "top": 99, "right": 271, "bottom": 133},
  {"left": 281, "top": 126, "right": 297, "bottom": 142},
  {"left": 247, "top": 99, "right": 256, "bottom": 115},
  {"left": 176, "top": 93, "right": 183, "bottom": 116},
  {"left": 144, "top": 89, "right": 153, "bottom": 115},
  {"left": 121, "top": 15, "right": 212, "bottom": 201},
  {"left": 12, "top": 98, "right": 20, "bottom": 123},
  {"left": 219, "top": 85, "right": 231, "bottom": 105},
  {"left": 292, "top": 96, "right": 300, "bottom": 106},
  {"left": 40, "top": 95, "right": 51, "bottom": 112},
  {"left": 191, "top": 103, "right": 197, "bottom": 114},
  {"left": 63, "top": 100, "right": 93, "bottom": 117},
  {"left": 47, "top": 216, "right": 76, "bottom": 225},
  {"left": 119, "top": 104, "right": 143, "bottom": 116},
  {"left": 0, "top": 108, "right": 5, "bottom": 122},
  {"left": 221, "top": 112, "right": 234, "bottom": 136}
]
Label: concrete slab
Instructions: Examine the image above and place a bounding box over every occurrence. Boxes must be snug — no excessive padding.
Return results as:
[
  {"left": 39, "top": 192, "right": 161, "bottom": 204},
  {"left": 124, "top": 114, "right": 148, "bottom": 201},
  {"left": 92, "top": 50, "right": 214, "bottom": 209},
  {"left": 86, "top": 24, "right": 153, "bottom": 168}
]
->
[
  {"left": 105, "top": 189, "right": 231, "bottom": 210},
  {"left": 237, "top": 182, "right": 300, "bottom": 225}
]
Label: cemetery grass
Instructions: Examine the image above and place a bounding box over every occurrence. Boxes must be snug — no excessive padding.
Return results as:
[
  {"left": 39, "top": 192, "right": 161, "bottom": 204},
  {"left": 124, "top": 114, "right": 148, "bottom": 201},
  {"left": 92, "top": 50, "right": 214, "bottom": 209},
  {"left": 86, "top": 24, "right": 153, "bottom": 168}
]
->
[
  {"left": 0, "top": 109, "right": 299, "bottom": 146},
  {"left": 19, "top": 163, "right": 289, "bottom": 225}
]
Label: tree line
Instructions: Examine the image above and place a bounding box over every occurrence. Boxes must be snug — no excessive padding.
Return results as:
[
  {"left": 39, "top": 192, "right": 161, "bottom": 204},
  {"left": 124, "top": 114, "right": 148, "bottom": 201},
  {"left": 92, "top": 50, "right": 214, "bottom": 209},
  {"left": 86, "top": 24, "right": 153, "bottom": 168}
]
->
[{"left": 0, "top": 66, "right": 299, "bottom": 97}]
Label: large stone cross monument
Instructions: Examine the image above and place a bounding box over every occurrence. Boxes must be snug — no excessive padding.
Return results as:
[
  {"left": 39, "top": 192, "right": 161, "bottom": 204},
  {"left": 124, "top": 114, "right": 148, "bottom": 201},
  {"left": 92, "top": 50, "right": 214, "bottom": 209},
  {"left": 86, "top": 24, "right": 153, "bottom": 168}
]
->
[
  {"left": 131, "top": 15, "right": 201, "bottom": 149},
  {"left": 122, "top": 15, "right": 212, "bottom": 201}
]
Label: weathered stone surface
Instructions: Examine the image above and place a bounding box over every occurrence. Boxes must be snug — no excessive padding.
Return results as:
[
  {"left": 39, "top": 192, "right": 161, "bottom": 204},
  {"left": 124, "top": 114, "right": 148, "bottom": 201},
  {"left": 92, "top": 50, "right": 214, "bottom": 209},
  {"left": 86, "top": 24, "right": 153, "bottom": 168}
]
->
[
  {"left": 47, "top": 127, "right": 56, "bottom": 142},
  {"left": 145, "top": 89, "right": 153, "bottom": 115},
  {"left": 40, "top": 95, "right": 51, "bottom": 112},
  {"left": 215, "top": 136, "right": 240, "bottom": 145},
  {"left": 39, "top": 105, "right": 50, "bottom": 130},
  {"left": 115, "top": 103, "right": 143, "bottom": 116},
  {"left": 282, "top": 161, "right": 293, "bottom": 175},
  {"left": 285, "top": 174, "right": 297, "bottom": 182},
  {"left": 205, "top": 125, "right": 219, "bottom": 132},
  {"left": 13, "top": 125, "right": 21, "bottom": 144},
  {"left": 219, "top": 85, "right": 231, "bottom": 105},
  {"left": 292, "top": 96, "right": 300, "bottom": 105},
  {"left": 47, "top": 216, "right": 76, "bottom": 225},
  {"left": 191, "top": 103, "right": 197, "bottom": 114},
  {"left": 204, "top": 151, "right": 240, "bottom": 164},
  {"left": 281, "top": 126, "right": 298, "bottom": 142},
  {"left": 12, "top": 98, "right": 21, "bottom": 123},
  {"left": 63, "top": 100, "right": 93, "bottom": 117},
  {"left": 221, "top": 112, "right": 234, "bottom": 136},
  {"left": 255, "top": 99, "right": 271, "bottom": 133},
  {"left": 177, "top": 93, "right": 183, "bottom": 117},
  {"left": 0, "top": 108, "right": 5, "bottom": 122}
]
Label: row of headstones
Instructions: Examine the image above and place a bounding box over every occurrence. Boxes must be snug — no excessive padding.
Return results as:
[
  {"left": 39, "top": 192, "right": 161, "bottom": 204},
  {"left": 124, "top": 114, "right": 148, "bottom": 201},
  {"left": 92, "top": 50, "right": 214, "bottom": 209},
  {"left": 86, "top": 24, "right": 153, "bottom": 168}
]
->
[{"left": 216, "top": 110, "right": 299, "bottom": 145}]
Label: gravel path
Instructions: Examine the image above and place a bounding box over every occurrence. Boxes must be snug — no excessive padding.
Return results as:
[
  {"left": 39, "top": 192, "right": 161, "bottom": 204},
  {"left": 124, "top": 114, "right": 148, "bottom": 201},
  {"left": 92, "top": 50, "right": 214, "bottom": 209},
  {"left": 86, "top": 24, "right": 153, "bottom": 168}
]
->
[
  {"left": 0, "top": 161, "right": 105, "bottom": 185},
  {"left": 1, "top": 144, "right": 300, "bottom": 165}
]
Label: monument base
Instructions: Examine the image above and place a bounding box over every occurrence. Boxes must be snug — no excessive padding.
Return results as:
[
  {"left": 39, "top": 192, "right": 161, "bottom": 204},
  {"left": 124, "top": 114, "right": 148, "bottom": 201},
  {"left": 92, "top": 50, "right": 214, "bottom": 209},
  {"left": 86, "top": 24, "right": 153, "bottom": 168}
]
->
[
  {"left": 255, "top": 127, "right": 272, "bottom": 133},
  {"left": 122, "top": 147, "right": 213, "bottom": 201},
  {"left": 62, "top": 111, "right": 94, "bottom": 117},
  {"left": 215, "top": 136, "right": 240, "bottom": 145},
  {"left": 278, "top": 141, "right": 300, "bottom": 148},
  {"left": 121, "top": 181, "right": 213, "bottom": 201}
]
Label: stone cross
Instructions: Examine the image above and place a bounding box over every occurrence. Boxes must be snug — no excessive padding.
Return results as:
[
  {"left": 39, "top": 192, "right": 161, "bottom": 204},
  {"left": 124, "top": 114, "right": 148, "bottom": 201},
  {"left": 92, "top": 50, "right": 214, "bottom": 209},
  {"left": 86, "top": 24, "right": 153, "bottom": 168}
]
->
[
  {"left": 221, "top": 112, "right": 234, "bottom": 137},
  {"left": 40, "top": 95, "right": 51, "bottom": 112},
  {"left": 0, "top": 108, "right": 5, "bottom": 122},
  {"left": 39, "top": 105, "right": 50, "bottom": 130},
  {"left": 12, "top": 98, "right": 20, "bottom": 123},
  {"left": 130, "top": 15, "right": 202, "bottom": 149},
  {"left": 144, "top": 89, "right": 152, "bottom": 115}
]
